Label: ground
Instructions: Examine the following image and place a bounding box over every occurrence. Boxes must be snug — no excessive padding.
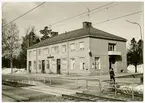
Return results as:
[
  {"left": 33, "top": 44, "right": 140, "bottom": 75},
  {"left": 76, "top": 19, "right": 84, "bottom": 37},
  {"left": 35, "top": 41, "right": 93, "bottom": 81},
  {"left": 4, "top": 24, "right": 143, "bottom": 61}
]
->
[{"left": 2, "top": 72, "right": 143, "bottom": 102}]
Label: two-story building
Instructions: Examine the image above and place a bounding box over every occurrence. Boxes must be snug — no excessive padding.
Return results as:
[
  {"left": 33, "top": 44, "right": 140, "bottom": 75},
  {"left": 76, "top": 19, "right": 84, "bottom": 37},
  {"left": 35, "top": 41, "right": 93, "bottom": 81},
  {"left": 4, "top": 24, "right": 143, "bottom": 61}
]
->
[{"left": 27, "top": 21, "right": 127, "bottom": 75}]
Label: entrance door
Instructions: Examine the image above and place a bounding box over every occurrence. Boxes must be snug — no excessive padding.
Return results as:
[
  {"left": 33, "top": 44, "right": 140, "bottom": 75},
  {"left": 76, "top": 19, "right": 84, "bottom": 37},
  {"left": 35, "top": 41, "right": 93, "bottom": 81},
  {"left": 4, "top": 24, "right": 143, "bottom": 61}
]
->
[
  {"left": 42, "top": 60, "right": 45, "bottom": 73},
  {"left": 57, "top": 59, "right": 61, "bottom": 74},
  {"left": 28, "top": 61, "right": 31, "bottom": 73},
  {"left": 109, "top": 56, "right": 116, "bottom": 70}
]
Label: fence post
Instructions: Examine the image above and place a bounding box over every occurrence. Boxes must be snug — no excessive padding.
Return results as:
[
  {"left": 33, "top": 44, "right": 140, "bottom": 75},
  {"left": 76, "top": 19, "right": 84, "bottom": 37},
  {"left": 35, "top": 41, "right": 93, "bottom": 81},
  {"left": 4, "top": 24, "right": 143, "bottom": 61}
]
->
[
  {"left": 132, "top": 85, "right": 134, "bottom": 100},
  {"left": 86, "top": 79, "right": 88, "bottom": 89},
  {"left": 44, "top": 77, "right": 46, "bottom": 83},
  {"left": 114, "top": 83, "right": 117, "bottom": 98},
  {"left": 49, "top": 77, "right": 52, "bottom": 86},
  {"left": 99, "top": 80, "right": 102, "bottom": 95},
  {"left": 76, "top": 79, "right": 78, "bottom": 88}
]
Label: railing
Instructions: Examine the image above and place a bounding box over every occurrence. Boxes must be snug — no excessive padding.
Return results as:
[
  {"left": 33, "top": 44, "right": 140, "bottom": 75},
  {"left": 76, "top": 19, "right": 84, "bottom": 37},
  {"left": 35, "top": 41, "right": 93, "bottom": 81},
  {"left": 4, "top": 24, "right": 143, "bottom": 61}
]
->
[{"left": 2, "top": 74, "right": 143, "bottom": 101}]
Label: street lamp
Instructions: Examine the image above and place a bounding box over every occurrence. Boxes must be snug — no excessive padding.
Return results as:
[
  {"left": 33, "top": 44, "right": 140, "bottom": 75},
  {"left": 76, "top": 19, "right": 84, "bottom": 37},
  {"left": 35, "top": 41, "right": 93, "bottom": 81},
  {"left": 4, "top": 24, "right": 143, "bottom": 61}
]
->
[{"left": 126, "top": 20, "right": 143, "bottom": 40}]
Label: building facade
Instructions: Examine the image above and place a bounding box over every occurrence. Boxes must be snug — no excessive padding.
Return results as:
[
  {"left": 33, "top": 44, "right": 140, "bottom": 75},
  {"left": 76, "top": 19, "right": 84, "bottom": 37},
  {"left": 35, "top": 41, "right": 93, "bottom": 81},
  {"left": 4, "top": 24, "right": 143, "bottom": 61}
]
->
[{"left": 27, "top": 22, "right": 127, "bottom": 75}]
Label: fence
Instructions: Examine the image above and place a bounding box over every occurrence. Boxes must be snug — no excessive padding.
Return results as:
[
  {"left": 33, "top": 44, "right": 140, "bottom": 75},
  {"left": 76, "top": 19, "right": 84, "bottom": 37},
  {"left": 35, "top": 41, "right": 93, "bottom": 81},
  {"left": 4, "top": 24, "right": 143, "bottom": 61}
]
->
[{"left": 2, "top": 74, "right": 142, "bottom": 100}]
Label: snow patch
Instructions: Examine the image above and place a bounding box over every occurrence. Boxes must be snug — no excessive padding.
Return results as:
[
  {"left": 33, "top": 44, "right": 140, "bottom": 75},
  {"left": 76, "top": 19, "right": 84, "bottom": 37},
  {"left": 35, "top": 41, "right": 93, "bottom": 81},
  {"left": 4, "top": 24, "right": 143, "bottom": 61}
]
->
[
  {"left": 127, "top": 64, "right": 143, "bottom": 73},
  {"left": 2, "top": 68, "right": 27, "bottom": 74}
]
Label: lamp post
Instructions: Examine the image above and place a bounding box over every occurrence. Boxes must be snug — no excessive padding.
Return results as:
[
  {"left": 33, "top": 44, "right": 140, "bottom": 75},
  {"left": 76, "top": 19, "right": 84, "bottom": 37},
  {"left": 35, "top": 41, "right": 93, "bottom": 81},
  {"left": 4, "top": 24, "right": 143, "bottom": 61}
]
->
[{"left": 126, "top": 20, "right": 143, "bottom": 40}]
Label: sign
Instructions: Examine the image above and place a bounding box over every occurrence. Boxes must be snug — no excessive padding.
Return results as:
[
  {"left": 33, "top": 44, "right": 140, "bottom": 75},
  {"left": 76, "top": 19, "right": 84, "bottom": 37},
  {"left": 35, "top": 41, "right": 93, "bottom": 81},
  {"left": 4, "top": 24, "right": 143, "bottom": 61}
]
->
[{"left": 47, "top": 56, "right": 54, "bottom": 59}]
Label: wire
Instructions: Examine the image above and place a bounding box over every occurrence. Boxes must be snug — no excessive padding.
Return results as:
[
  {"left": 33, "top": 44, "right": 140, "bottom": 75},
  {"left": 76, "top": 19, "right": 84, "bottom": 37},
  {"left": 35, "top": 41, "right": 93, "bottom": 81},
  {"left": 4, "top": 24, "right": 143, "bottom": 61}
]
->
[
  {"left": 3, "top": 2, "right": 45, "bottom": 27},
  {"left": 93, "top": 10, "right": 143, "bottom": 25},
  {"left": 50, "top": 2, "right": 115, "bottom": 26},
  {"left": 51, "top": 3, "right": 118, "bottom": 29}
]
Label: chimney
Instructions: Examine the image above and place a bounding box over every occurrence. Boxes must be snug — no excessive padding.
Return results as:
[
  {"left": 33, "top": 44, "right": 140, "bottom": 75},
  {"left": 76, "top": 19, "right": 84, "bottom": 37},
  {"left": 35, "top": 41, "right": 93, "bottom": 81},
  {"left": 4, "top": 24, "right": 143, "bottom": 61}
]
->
[
  {"left": 51, "top": 32, "right": 58, "bottom": 37},
  {"left": 83, "top": 21, "right": 92, "bottom": 28}
]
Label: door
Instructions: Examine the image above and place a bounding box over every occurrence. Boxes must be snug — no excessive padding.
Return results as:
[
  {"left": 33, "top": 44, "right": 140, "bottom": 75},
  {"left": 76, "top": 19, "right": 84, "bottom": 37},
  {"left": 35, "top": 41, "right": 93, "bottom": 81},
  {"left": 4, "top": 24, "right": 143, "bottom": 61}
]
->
[
  {"left": 109, "top": 56, "right": 116, "bottom": 71},
  {"left": 57, "top": 59, "right": 61, "bottom": 74},
  {"left": 28, "top": 61, "right": 31, "bottom": 73},
  {"left": 42, "top": 60, "right": 45, "bottom": 73}
]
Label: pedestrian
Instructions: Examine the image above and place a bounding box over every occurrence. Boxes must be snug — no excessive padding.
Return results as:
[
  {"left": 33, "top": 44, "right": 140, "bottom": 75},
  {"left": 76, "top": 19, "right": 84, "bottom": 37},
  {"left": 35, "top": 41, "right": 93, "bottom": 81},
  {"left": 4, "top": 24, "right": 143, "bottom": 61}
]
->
[{"left": 109, "top": 68, "right": 115, "bottom": 83}]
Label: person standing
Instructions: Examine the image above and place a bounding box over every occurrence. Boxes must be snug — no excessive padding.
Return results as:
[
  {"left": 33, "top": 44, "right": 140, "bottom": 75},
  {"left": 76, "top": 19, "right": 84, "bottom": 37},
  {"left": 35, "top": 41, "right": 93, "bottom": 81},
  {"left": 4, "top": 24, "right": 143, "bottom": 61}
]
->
[{"left": 109, "top": 68, "right": 115, "bottom": 83}]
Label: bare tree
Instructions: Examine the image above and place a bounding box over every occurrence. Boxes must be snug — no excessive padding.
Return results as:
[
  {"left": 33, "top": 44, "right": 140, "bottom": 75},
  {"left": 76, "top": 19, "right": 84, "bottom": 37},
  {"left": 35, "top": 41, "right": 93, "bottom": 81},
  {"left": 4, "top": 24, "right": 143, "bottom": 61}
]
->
[{"left": 2, "top": 21, "right": 20, "bottom": 73}]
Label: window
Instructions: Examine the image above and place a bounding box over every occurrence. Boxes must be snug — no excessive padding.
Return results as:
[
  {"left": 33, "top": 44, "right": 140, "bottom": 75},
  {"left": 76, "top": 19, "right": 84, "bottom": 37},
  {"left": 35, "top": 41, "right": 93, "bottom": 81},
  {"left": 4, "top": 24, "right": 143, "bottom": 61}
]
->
[
  {"left": 43, "top": 48, "right": 49, "bottom": 54},
  {"left": 29, "top": 51, "right": 32, "bottom": 58},
  {"left": 70, "top": 43, "right": 75, "bottom": 51},
  {"left": 79, "top": 42, "right": 84, "bottom": 50},
  {"left": 70, "top": 58, "right": 75, "bottom": 69},
  {"left": 108, "top": 43, "right": 116, "bottom": 51},
  {"left": 62, "top": 45, "right": 66, "bottom": 53},
  {"left": 33, "top": 50, "right": 36, "bottom": 55},
  {"left": 95, "top": 57, "right": 100, "bottom": 69},
  {"left": 39, "top": 60, "right": 41, "bottom": 70},
  {"left": 79, "top": 57, "right": 85, "bottom": 70},
  {"left": 52, "top": 46, "right": 59, "bottom": 53},
  {"left": 34, "top": 61, "right": 36, "bottom": 70},
  {"left": 62, "top": 58, "right": 67, "bottom": 70},
  {"left": 38, "top": 49, "right": 41, "bottom": 56},
  {"left": 46, "top": 60, "right": 50, "bottom": 69}
]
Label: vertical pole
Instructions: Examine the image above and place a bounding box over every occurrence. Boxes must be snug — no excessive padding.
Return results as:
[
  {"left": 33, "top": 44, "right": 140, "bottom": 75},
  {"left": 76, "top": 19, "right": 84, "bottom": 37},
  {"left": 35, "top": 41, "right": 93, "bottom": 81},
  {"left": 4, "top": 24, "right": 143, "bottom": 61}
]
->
[
  {"left": 44, "top": 77, "right": 46, "bottom": 83},
  {"left": 114, "top": 83, "right": 117, "bottom": 98},
  {"left": 76, "top": 79, "right": 78, "bottom": 88},
  {"left": 49, "top": 77, "right": 52, "bottom": 86},
  {"left": 132, "top": 84, "right": 134, "bottom": 100},
  {"left": 86, "top": 79, "right": 88, "bottom": 89},
  {"left": 99, "top": 80, "right": 102, "bottom": 95},
  {"left": 67, "top": 39, "right": 69, "bottom": 75},
  {"left": 36, "top": 48, "right": 38, "bottom": 73}
]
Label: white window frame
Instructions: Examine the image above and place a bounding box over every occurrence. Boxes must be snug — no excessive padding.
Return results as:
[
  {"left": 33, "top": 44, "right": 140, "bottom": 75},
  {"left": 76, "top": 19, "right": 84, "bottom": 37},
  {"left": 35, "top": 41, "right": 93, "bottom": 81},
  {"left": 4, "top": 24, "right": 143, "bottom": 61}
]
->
[
  {"left": 38, "top": 49, "right": 41, "bottom": 56},
  {"left": 79, "top": 42, "right": 85, "bottom": 50},
  {"left": 62, "top": 45, "right": 66, "bottom": 53},
  {"left": 108, "top": 43, "right": 116, "bottom": 51},
  {"left": 52, "top": 46, "right": 59, "bottom": 53},
  {"left": 70, "top": 58, "right": 75, "bottom": 70},
  {"left": 33, "top": 50, "right": 36, "bottom": 55},
  {"left": 29, "top": 51, "right": 32, "bottom": 58},
  {"left": 70, "top": 43, "right": 75, "bottom": 51},
  {"left": 95, "top": 57, "right": 100, "bottom": 70},
  {"left": 43, "top": 48, "right": 49, "bottom": 55}
]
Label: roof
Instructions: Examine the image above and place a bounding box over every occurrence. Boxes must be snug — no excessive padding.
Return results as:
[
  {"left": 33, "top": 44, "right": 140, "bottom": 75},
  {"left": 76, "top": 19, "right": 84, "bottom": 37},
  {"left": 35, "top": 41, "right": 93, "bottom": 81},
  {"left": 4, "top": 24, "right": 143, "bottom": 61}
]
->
[{"left": 28, "top": 26, "right": 127, "bottom": 49}]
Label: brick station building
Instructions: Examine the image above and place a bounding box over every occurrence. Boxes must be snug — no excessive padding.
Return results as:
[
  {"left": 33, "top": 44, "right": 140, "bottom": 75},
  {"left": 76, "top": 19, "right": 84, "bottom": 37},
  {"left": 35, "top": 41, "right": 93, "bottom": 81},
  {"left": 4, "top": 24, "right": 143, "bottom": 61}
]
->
[{"left": 27, "top": 21, "right": 127, "bottom": 75}]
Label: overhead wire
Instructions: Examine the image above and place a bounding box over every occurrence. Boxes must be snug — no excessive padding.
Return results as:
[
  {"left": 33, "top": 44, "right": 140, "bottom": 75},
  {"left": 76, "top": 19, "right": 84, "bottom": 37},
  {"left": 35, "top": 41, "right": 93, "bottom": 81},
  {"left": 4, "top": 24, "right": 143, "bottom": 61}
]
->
[
  {"left": 51, "top": 2, "right": 117, "bottom": 29},
  {"left": 93, "top": 10, "right": 143, "bottom": 25},
  {"left": 50, "top": 2, "right": 115, "bottom": 26},
  {"left": 3, "top": 2, "right": 45, "bottom": 27}
]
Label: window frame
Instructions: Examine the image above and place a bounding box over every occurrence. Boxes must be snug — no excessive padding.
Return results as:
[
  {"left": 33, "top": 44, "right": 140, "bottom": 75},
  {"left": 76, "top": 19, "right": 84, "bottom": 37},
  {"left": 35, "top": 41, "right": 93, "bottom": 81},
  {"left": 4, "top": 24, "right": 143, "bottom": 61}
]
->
[
  {"left": 62, "top": 45, "right": 66, "bottom": 53},
  {"left": 79, "top": 41, "right": 85, "bottom": 50},
  {"left": 70, "top": 43, "right": 75, "bottom": 51},
  {"left": 108, "top": 43, "right": 116, "bottom": 51}
]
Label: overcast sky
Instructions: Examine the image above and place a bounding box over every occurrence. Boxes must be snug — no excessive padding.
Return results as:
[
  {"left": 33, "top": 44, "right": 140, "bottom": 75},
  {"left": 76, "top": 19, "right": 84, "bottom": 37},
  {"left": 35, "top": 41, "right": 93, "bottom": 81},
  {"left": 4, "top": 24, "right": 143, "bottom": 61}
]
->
[{"left": 2, "top": 2, "right": 144, "bottom": 47}]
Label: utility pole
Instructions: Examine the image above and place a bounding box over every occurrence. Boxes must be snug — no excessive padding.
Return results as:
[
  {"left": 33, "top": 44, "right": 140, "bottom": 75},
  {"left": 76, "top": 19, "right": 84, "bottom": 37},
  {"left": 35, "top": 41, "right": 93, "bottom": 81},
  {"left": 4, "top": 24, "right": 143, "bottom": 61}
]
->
[
  {"left": 126, "top": 20, "right": 143, "bottom": 40},
  {"left": 65, "top": 31, "right": 69, "bottom": 75},
  {"left": 87, "top": 8, "right": 91, "bottom": 22}
]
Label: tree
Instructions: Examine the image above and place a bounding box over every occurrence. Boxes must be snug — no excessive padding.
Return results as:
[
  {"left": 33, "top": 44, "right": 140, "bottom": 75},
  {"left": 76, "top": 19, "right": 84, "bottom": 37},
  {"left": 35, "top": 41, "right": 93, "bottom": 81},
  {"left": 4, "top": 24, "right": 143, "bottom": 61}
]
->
[
  {"left": 20, "top": 26, "right": 40, "bottom": 69},
  {"left": 2, "top": 20, "right": 20, "bottom": 73},
  {"left": 127, "top": 38, "right": 143, "bottom": 73},
  {"left": 40, "top": 26, "right": 52, "bottom": 40}
]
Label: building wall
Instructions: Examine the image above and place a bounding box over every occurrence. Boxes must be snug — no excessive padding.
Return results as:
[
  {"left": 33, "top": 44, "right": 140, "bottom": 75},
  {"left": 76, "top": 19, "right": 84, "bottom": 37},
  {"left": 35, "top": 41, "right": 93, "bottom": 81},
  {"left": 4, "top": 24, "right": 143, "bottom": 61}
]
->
[
  {"left": 27, "top": 37, "right": 127, "bottom": 75},
  {"left": 27, "top": 37, "right": 90, "bottom": 75},
  {"left": 90, "top": 38, "right": 127, "bottom": 75}
]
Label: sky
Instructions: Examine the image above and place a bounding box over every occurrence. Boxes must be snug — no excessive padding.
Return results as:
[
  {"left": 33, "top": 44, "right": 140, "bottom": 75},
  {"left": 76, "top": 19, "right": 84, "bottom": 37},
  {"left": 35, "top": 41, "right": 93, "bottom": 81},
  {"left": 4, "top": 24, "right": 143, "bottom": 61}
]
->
[{"left": 2, "top": 2, "right": 144, "bottom": 48}]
